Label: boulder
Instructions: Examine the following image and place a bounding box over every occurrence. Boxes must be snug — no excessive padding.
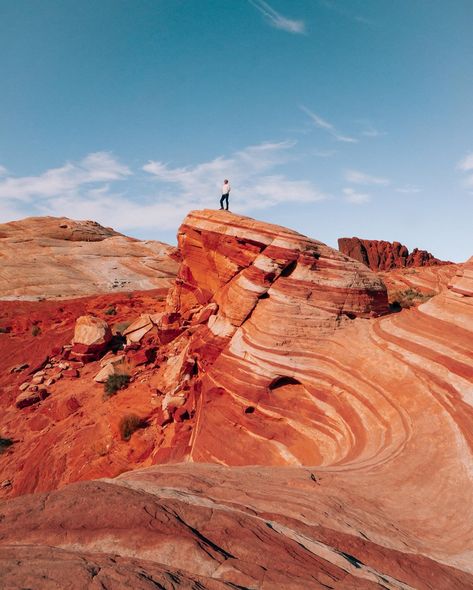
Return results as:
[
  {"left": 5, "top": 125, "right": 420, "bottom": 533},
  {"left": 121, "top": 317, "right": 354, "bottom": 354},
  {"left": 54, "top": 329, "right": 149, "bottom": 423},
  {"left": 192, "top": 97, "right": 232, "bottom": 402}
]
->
[{"left": 71, "top": 316, "right": 111, "bottom": 361}]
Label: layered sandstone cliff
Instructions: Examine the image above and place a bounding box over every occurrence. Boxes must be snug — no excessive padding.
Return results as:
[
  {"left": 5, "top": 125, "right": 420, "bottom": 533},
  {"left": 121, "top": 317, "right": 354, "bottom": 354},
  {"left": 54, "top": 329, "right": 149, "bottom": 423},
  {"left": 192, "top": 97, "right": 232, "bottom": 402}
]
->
[
  {"left": 0, "top": 211, "right": 472, "bottom": 588},
  {"left": 0, "top": 216, "right": 178, "bottom": 299},
  {"left": 338, "top": 236, "right": 448, "bottom": 271}
]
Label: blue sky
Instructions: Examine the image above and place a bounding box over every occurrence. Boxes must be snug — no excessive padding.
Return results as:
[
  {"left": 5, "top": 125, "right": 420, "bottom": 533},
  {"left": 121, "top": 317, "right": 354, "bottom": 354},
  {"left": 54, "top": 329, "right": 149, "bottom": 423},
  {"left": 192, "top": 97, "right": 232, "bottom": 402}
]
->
[{"left": 0, "top": 0, "right": 472, "bottom": 261}]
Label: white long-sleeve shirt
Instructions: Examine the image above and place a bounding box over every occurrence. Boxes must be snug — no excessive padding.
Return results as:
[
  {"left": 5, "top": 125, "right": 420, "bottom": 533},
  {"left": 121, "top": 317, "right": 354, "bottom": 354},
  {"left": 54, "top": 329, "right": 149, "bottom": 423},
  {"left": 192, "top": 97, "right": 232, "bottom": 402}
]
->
[{"left": 222, "top": 183, "right": 231, "bottom": 195}]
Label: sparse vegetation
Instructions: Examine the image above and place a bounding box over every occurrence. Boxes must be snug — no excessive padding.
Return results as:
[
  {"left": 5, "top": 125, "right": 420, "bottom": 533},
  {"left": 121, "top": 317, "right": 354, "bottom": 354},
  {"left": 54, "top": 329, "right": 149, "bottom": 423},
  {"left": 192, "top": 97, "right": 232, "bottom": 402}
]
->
[
  {"left": 104, "top": 372, "right": 130, "bottom": 397},
  {"left": 0, "top": 437, "right": 14, "bottom": 454},
  {"left": 119, "top": 414, "right": 145, "bottom": 441},
  {"left": 31, "top": 325, "right": 41, "bottom": 337},
  {"left": 0, "top": 326, "right": 10, "bottom": 334},
  {"left": 105, "top": 306, "right": 117, "bottom": 316},
  {"left": 390, "top": 288, "right": 436, "bottom": 311}
]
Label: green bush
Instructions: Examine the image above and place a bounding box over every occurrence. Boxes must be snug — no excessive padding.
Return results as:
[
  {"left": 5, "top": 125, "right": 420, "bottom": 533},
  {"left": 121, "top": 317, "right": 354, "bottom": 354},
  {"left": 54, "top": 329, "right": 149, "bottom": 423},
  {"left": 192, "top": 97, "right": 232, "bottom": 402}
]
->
[
  {"left": 119, "top": 414, "right": 143, "bottom": 441},
  {"left": 31, "top": 325, "right": 41, "bottom": 337},
  {"left": 0, "top": 326, "right": 10, "bottom": 334},
  {"left": 105, "top": 306, "right": 117, "bottom": 316},
  {"left": 104, "top": 373, "right": 130, "bottom": 397},
  {"left": 0, "top": 437, "right": 14, "bottom": 454}
]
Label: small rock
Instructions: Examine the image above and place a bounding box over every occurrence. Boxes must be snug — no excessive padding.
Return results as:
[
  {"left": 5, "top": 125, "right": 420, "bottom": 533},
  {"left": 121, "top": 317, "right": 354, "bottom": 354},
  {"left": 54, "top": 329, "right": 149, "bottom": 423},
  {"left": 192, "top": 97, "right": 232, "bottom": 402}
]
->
[
  {"left": 0, "top": 479, "right": 12, "bottom": 489},
  {"left": 19, "top": 382, "right": 30, "bottom": 392},
  {"left": 33, "top": 370, "right": 45, "bottom": 377},
  {"left": 44, "top": 378, "right": 55, "bottom": 387},
  {"left": 10, "top": 363, "right": 29, "bottom": 374},
  {"left": 31, "top": 375, "right": 44, "bottom": 385},
  {"left": 63, "top": 368, "right": 79, "bottom": 378},
  {"left": 58, "top": 362, "right": 70, "bottom": 370},
  {"left": 16, "top": 390, "right": 41, "bottom": 409}
]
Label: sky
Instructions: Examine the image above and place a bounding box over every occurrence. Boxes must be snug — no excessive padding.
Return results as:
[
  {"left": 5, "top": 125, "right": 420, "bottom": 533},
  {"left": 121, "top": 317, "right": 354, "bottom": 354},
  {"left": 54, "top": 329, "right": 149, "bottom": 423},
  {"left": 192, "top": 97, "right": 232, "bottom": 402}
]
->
[{"left": 0, "top": 0, "right": 472, "bottom": 262}]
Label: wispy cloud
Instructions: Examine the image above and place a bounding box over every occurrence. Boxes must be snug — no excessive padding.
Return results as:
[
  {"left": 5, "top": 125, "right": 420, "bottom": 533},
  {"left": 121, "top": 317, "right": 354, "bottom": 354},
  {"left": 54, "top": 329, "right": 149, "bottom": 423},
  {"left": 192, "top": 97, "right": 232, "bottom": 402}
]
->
[
  {"left": 0, "top": 152, "right": 131, "bottom": 201},
  {"left": 396, "top": 185, "right": 422, "bottom": 194},
  {"left": 143, "top": 140, "right": 326, "bottom": 215},
  {"left": 300, "top": 105, "right": 358, "bottom": 143},
  {"left": 345, "top": 169, "right": 389, "bottom": 186},
  {"left": 0, "top": 165, "right": 8, "bottom": 177},
  {"left": 317, "top": 0, "right": 375, "bottom": 27},
  {"left": 457, "top": 152, "right": 473, "bottom": 188},
  {"left": 343, "top": 187, "right": 370, "bottom": 204},
  {"left": 248, "top": 0, "right": 306, "bottom": 34},
  {"left": 0, "top": 143, "right": 327, "bottom": 231},
  {"left": 358, "top": 122, "right": 386, "bottom": 138}
]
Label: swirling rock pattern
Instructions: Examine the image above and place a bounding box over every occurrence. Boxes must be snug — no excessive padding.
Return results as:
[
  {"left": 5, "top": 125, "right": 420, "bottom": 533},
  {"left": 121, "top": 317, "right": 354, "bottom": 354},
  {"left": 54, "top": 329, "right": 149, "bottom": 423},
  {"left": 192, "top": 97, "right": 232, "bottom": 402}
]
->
[{"left": 0, "top": 211, "right": 472, "bottom": 587}]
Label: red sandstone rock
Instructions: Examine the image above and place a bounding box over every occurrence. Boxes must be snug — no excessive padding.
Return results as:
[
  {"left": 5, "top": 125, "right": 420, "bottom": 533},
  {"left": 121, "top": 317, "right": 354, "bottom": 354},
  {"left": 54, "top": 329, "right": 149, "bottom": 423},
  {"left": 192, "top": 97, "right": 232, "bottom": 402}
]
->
[
  {"left": 338, "top": 237, "right": 449, "bottom": 271},
  {"left": 62, "top": 368, "right": 79, "bottom": 378},
  {"left": 71, "top": 315, "right": 112, "bottom": 361},
  {"left": 0, "top": 210, "right": 472, "bottom": 589}
]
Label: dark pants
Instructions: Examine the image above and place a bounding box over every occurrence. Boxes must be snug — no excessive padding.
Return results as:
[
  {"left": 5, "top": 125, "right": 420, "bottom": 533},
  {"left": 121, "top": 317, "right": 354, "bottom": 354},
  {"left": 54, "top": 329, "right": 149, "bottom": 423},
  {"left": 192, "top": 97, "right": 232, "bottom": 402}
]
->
[{"left": 220, "top": 193, "right": 229, "bottom": 210}]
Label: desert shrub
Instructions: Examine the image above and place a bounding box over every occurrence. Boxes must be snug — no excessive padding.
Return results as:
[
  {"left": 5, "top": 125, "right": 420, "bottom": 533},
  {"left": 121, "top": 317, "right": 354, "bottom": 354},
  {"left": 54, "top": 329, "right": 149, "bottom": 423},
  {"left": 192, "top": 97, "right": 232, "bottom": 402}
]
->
[
  {"left": 105, "top": 306, "right": 117, "bottom": 316},
  {"left": 0, "top": 437, "right": 14, "bottom": 454},
  {"left": 31, "top": 325, "right": 41, "bottom": 337},
  {"left": 104, "top": 373, "right": 130, "bottom": 397},
  {"left": 119, "top": 414, "right": 144, "bottom": 441},
  {"left": 390, "top": 288, "right": 435, "bottom": 310},
  {"left": 0, "top": 326, "right": 10, "bottom": 334}
]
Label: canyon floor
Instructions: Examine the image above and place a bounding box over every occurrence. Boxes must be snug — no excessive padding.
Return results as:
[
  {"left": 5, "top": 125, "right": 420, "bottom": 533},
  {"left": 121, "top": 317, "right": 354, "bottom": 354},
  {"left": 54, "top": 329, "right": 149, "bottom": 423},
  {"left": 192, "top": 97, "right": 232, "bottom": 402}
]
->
[{"left": 0, "top": 210, "right": 471, "bottom": 589}]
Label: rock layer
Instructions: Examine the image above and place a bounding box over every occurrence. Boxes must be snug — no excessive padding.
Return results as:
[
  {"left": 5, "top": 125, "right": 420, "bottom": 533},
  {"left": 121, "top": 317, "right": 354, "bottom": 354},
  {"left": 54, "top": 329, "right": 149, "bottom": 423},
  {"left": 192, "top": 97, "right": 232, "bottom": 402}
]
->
[
  {"left": 0, "top": 464, "right": 471, "bottom": 589},
  {"left": 0, "top": 211, "right": 472, "bottom": 587},
  {"left": 0, "top": 216, "right": 178, "bottom": 299},
  {"left": 338, "top": 237, "right": 448, "bottom": 271}
]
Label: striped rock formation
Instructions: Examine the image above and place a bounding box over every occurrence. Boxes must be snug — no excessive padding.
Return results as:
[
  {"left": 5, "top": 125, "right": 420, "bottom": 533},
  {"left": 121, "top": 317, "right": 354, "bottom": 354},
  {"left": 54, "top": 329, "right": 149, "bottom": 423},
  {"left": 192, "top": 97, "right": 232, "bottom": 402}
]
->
[
  {"left": 0, "top": 216, "right": 178, "bottom": 300},
  {"left": 1, "top": 211, "right": 472, "bottom": 587},
  {"left": 1, "top": 464, "right": 472, "bottom": 589}
]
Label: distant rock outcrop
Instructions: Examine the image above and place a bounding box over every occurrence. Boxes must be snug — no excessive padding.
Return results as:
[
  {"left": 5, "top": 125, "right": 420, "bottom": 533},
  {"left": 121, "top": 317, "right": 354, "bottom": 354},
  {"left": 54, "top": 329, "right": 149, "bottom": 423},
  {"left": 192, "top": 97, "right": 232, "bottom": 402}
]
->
[
  {"left": 338, "top": 236, "right": 449, "bottom": 271},
  {"left": 0, "top": 216, "right": 179, "bottom": 299}
]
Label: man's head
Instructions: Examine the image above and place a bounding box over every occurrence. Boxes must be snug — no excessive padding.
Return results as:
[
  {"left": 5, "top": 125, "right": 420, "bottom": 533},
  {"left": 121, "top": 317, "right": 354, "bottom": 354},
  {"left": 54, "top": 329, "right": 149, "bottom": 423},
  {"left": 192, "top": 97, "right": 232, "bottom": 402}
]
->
[{"left": 224, "top": 179, "right": 228, "bottom": 184}]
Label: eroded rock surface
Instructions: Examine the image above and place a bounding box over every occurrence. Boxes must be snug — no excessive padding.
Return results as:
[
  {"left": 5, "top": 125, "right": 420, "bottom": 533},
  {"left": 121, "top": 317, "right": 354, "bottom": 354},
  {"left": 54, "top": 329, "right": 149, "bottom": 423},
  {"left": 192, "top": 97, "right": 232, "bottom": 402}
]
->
[
  {"left": 0, "top": 464, "right": 471, "bottom": 589},
  {"left": 338, "top": 236, "right": 449, "bottom": 271},
  {"left": 0, "top": 216, "right": 178, "bottom": 299}
]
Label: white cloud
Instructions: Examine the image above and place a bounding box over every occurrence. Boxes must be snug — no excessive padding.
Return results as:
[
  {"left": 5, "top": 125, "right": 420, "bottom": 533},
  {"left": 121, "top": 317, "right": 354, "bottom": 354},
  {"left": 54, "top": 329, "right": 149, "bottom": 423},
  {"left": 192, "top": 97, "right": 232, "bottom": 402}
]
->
[
  {"left": 143, "top": 140, "right": 326, "bottom": 217},
  {"left": 343, "top": 187, "right": 370, "bottom": 204},
  {"left": 248, "top": 0, "right": 306, "bottom": 34},
  {"left": 0, "top": 165, "right": 8, "bottom": 177},
  {"left": 2, "top": 142, "right": 326, "bottom": 231},
  {"left": 457, "top": 152, "right": 473, "bottom": 171},
  {"left": 300, "top": 105, "right": 358, "bottom": 143},
  {"left": 360, "top": 125, "right": 385, "bottom": 138},
  {"left": 456, "top": 152, "right": 473, "bottom": 188},
  {"left": 396, "top": 185, "right": 422, "bottom": 194},
  {"left": 0, "top": 152, "right": 131, "bottom": 201},
  {"left": 345, "top": 169, "right": 389, "bottom": 186}
]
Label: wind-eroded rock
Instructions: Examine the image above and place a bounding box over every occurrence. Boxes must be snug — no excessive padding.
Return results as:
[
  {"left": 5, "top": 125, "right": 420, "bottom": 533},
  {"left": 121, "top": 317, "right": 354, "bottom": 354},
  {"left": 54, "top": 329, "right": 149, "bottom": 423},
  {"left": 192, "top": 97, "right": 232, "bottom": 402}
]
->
[
  {"left": 338, "top": 237, "right": 449, "bottom": 271},
  {"left": 0, "top": 216, "right": 178, "bottom": 300},
  {"left": 0, "top": 464, "right": 471, "bottom": 590}
]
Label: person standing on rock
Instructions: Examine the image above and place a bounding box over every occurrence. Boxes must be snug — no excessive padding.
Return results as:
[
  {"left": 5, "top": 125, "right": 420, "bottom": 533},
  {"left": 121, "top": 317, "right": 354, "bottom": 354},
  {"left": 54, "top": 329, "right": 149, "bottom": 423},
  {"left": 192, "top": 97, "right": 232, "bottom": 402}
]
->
[{"left": 220, "top": 179, "right": 231, "bottom": 211}]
